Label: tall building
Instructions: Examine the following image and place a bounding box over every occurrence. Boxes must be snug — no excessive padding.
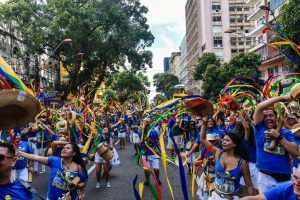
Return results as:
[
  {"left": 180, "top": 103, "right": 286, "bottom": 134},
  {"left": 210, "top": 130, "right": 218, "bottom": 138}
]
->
[
  {"left": 246, "top": 0, "right": 287, "bottom": 80},
  {"left": 168, "top": 52, "right": 181, "bottom": 78},
  {"left": 179, "top": 35, "right": 188, "bottom": 86},
  {"left": 163, "top": 57, "right": 170, "bottom": 73},
  {"left": 185, "top": 0, "right": 254, "bottom": 95}
]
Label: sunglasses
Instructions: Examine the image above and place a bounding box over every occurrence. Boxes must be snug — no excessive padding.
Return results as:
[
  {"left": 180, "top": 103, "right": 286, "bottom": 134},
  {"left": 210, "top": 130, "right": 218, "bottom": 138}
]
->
[{"left": 0, "top": 154, "right": 13, "bottom": 161}]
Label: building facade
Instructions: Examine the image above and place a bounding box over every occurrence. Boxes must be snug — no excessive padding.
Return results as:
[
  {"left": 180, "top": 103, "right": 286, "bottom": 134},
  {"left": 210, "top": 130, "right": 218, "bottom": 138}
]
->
[
  {"left": 246, "top": 0, "right": 287, "bottom": 81},
  {"left": 168, "top": 52, "right": 181, "bottom": 78},
  {"left": 184, "top": 0, "right": 254, "bottom": 95},
  {"left": 179, "top": 35, "right": 188, "bottom": 86}
]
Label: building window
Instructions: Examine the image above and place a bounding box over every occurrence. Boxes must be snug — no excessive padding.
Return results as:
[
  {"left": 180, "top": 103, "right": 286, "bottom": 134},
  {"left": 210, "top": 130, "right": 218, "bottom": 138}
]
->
[
  {"left": 230, "top": 19, "right": 235, "bottom": 23},
  {"left": 237, "top": 7, "right": 242, "bottom": 11},
  {"left": 212, "top": 16, "right": 222, "bottom": 22},
  {"left": 244, "top": 7, "right": 250, "bottom": 11},
  {"left": 229, "top": 7, "right": 235, "bottom": 11},
  {"left": 202, "top": 44, "right": 206, "bottom": 51},
  {"left": 213, "top": 37, "right": 223, "bottom": 47},
  {"left": 212, "top": 5, "right": 221, "bottom": 11}
]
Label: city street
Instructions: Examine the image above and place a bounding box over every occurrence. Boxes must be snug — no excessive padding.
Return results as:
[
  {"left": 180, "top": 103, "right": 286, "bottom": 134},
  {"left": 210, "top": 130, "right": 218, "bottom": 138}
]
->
[{"left": 32, "top": 144, "right": 192, "bottom": 200}]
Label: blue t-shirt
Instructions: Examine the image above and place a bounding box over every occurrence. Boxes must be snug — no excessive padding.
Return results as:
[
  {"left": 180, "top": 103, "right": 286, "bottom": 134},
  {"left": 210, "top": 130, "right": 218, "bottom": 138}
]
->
[
  {"left": 36, "top": 130, "right": 50, "bottom": 149},
  {"left": 0, "top": 179, "right": 33, "bottom": 200},
  {"left": 264, "top": 183, "right": 297, "bottom": 200},
  {"left": 181, "top": 114, "right": 191, "bottom": 126},
  {"left": 293, "top": 138, "right": 300, "bottom": 168},
  {"left": 47, "top": 156, "right": 88, "bottom": 200},
  {"left": 255, "top": 122, "right": 296, "bottom": 174},
  {"left": 242, "top": 139, "right": 256, "bottom": 163},
  {"left": 118, "top": 123, "right": 127, "bottom": 133},
  {"left": 141, "top": 128, "right": 160, "bottom": 156},
  {"left": 15, "top": 142, "right": 33, "bottom": 170}
]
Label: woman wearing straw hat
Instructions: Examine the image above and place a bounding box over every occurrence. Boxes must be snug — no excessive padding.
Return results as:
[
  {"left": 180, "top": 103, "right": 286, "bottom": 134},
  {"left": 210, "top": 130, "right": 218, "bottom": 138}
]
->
[{"left": 19, "top": 142, "right": 88, "bottom": 200}]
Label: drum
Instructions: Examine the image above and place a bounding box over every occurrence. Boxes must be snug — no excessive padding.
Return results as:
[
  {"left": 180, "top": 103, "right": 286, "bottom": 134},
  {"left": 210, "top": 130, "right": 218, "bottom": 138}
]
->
[
  {"left": 185, "top": 141, "right": 193, "bottom": 151},
  {"left": 291, "top": 83, "right": 300, "bottom": 99},
  {"left": 97, "top": 142, "right": 113, "bottom": 162}
]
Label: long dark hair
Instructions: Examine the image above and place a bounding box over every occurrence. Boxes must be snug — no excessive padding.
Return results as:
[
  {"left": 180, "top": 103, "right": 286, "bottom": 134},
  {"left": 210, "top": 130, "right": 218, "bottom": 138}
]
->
[
  {"left": 232, "top": 123, "right": 256, "bottom": 147},
  {"left": 69, "top": 143, "right": 88, "bottom": 177},
  {"left": 226, "top": 133, "right": 249, "bottom": 162}
]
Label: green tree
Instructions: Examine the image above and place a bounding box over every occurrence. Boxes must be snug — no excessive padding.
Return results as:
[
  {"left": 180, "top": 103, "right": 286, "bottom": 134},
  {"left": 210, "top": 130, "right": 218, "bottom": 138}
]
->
[
  {"left": 153, "top": 73, "right": 179, "bottom": 99},
  {"left": 0, "top": 0, "right": 154, "bottom": 99},
  {"left": 202, "top": 53, "right": 261, "bottom": 99},
  {"left": 109, "top": 71, "right": 150, "bottom": 103},
  {"left": 153, "top": 93, "right": 167, "bottom": 105},
  {"left": 277, "top": 0, "right": 300, "bottom": 68},
  {"left": 193, "top": 52, "right": 221, "bottom": 80}
]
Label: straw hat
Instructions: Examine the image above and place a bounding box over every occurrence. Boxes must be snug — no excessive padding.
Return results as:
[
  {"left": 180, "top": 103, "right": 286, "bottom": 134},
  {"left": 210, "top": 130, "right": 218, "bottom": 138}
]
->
[
  {"left": 0, "top": 90, "right": 40, "bottom": 129},
  {"left": 291, "top": 83, "right": 300, "bottom": 100},
  {"left": 207, "top": 134, "right": 217, "bottom": 141},
  {"left": 56, "top": 120, "right": 68, "bottom": 133},
  {"left": 67, "top": 111, "right": 76, "bottom": 124},
  {"left": 36, "top": 109, "right": 50, "bottom": 120},
  {"left": 175, "top": 152, "right": 187, "bottom": 166}
]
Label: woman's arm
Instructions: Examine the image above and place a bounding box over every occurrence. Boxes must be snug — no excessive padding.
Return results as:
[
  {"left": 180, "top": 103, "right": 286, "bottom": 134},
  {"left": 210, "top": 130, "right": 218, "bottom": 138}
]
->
[
  {"left": 19, "top": 151, "right": 49, "bottom": 166},
  {"left": 200, "top": 117, "right": 219, "bottom": 156},
  {"left": 240, "top": 195, "right": 266, "bottom": 200},
  {"left": 241, "top": 161, "right": 255, "bottom": 196}
]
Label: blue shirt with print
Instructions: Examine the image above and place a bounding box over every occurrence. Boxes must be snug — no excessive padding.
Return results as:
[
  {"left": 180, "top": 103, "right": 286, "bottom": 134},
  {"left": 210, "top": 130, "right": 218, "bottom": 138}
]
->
[
  {"left": 195, "top": 127, "right": 224, "bottom": 144},
  {"left": 36, "top": 130, "right": 50, "bottom": 149},
  {"left": 255, "top": 122, "right": 296, "bottom": 174},
  {"left": 141, "top": 128, "right": 160, "bottom": 156},
  {"left": 264, "top": 182, "right": 297, "bottom": 200},
  {"left": 15, "top": 142, "right": 32, "bottom": 170},
  {"left": 0, "top": 179, "right": 33, "bottom": 200},
  {"left": 293, "top": 138, "right": 300, "bottom": 168},
  {"left": 47, "top": 156, "right": 88, "bottom": 200},
  {"left": 242, "top": 139, "right": 256, "bottom": 163}
]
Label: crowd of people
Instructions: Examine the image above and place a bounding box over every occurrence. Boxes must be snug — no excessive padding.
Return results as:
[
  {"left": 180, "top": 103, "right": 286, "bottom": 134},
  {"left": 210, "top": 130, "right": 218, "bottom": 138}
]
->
[{"left": 1, "top": 83, "right": 300, "bottom": 200}]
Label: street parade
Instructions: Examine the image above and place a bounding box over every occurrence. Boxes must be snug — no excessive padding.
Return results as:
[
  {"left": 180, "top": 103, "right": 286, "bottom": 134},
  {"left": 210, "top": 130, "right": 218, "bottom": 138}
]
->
[{"left": 1, "top": 0, "right": 300, "bottom": 199}]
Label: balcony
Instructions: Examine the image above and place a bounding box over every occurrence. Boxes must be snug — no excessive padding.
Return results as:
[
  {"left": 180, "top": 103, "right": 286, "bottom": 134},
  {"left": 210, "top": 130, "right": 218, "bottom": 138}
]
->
[
  {"left": 247, "top": 5, "right": 264, "bottom": 21},
  {"left": 249, "top": 42, "right": 265, "bottom": 53},
  {"left": 246, "top": 0, "right": 260, "bottom": 5},
  {"left": 246, "top": 23, "right": 264, "bottom": 37}
]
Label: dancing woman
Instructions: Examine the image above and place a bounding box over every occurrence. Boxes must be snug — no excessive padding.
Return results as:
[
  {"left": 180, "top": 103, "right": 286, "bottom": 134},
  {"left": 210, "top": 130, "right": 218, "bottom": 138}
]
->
[
  {"left": 19, "top": 143, "right": 88, "bottom": 200},
  {"left": 200, "top": 117, "right": 254, "bottom": 199}
]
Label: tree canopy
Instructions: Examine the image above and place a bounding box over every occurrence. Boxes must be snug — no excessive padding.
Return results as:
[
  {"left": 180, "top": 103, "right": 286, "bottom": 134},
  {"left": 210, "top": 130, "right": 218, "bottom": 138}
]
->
[
  {"left": 202, "top": 52, "right": 261, "bottom": 100},
  {"left": 153, "top": 73, "right": 179, "bottom": 99},
  {"left": 193, "top": 52, "right": 220, "bottom": 80},
  {"left": 0, "top": 0, "right": 154, "bottom": 99},
  {"left": 277, "top": 0, "right": 300, "bottom": 68},
  {"left": 108, "top": 71, "right": 150, "bottom": 103}
]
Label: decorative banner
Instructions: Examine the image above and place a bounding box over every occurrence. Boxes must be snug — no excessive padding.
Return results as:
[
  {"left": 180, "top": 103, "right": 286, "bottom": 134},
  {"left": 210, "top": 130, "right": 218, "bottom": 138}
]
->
[{"left": 0, "top": 56, "right": 34, "bottom": 96}]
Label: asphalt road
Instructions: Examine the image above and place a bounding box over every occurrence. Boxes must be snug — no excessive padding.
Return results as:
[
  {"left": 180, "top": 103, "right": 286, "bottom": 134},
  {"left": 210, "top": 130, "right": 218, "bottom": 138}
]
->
[{"left": 31, "top": 144, "right": 193, "bottom": 200}]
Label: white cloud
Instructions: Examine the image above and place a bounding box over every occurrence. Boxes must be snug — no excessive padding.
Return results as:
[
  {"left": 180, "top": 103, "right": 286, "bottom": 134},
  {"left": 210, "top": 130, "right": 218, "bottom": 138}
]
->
[{"left": 141, "top": 0, "right": 187, "bottom": 101}]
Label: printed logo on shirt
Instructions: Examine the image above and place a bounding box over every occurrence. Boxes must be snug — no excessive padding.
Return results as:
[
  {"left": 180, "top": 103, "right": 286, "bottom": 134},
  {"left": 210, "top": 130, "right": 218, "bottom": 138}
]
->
[
  {"left": 263, "top": 136, "right": 286, "bottom": 155},
  {"left": 52, "top": 170, "right": 78, "bottom": 190},
  {"left": 214, "top": 170, "right": 236, "bottom": 194}
]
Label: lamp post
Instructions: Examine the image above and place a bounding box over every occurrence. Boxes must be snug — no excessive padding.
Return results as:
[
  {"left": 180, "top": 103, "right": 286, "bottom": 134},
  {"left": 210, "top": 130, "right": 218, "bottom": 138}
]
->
[{"left": 37, "top": 38, "right": 72, "bottom": 92}]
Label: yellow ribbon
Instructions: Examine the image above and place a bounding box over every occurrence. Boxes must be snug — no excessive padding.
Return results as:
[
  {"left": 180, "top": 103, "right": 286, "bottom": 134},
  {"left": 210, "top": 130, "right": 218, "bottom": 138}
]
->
[
  {"left": 139, "top": 182, "right": 144, "bottom": 199},
  {"left": 159, "top": 124, "right": 174, "bottom": 200}
]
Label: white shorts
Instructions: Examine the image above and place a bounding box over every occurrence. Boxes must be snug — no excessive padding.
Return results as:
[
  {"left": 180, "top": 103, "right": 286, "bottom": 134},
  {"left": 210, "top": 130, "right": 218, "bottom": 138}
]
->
[
  {"left": 258, "top": 171, "right": 291, "bottom": 194},
  {"left": 187, "top": 152, "right": 200, "bottom": 164},
  {"left": 15, "top": 168, "right": 29, "bottom": 182},
  {"left": 240, "top": 162, "right": 258, "bottom": 189},
  {"left": 132, "top": 133, "right": 140, "bottom": 143},
  {"left": 168, "top": 135, "right": 183, "bottom": 150},
  {"left": 142, "top": 155, "right": 160, "bottom": 169},
  {"left": 118, "top": 132, "right": 126, "bottom": 138}
]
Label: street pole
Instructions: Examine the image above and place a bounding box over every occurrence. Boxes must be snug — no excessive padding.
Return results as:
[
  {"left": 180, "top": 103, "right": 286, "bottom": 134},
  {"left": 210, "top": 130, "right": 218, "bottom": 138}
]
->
[{"left": 35, "top": 55, "right": 39, "bottom": 92}]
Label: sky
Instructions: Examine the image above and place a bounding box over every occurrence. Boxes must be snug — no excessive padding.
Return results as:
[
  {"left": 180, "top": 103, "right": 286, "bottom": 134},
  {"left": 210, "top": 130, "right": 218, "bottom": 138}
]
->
[{"left": 140, "top": 0, "right": 187, "bottom": 101}]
